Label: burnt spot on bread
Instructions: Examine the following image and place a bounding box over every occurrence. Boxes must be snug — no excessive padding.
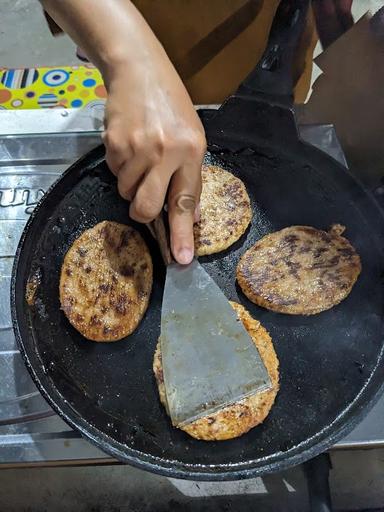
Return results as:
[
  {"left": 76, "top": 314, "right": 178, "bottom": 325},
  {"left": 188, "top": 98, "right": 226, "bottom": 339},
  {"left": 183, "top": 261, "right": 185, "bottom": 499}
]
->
[
  {"left": 283, "top": 234, "right": 299, "bottom": 245},
  {"left": 242, "top": 268, "right": 272, "bottom": 290},
  {"left": 312, "top": 261, "right": 335, "bottom": 270},
  {"left": 207, "top": 417, "right": 216, "bottom": 425},
  {"left": 200, "top": 239, "right": 212, "bottom": 246},
  {"left": 99, "top": 283, "right": 110, "bottom": 293},
  {"left": 263, "top": 292, "right": 298, "bottom": 306},
  {"left": 75, "top": 313, "right": 84, "bottom": 323},
  {"left": 90, "top": 315, "right": 102, "bottom": 326},
  {"left": 65, "top": 267, "right": 73, "bottom": 276},
  {"left": 138, "top": 289, "right": 148, "bottom": 300},
  {"left": 120, "top": 264, "right": 135, "bottom": 277},
  {"left": 338, "top": 247, "right": 355, "bottom": 258},
  {"left": 140, "top": 263, "right": 148, "bottom": 272},
  {"left": 318, "top": 231, "right": 331, "bottom": 242},
  {"left": 85, "top": 266, "right": 92, "bottom": 274},
  {"left": 299, "top": 244, "right": 312, "bottom": 254},
  {"left": 77, "top": 247, "right": 87, "bottom": 257},
  {"left": 223, "top": 182, "right": 242, "bottom": 198},
  {"left": 115, "top": 294, "right": 129, "bottom": 315},
  {"left": 100, "top": 224, "right": 115, "bottom": 248},
  {"left": 314, "top": 247, "right": 328, "bottom": 259},
  {"left": 326, "top": 272, "right": 342, "bottom": 283},
  {"left": 285, "top": 260, "right": 301, "bottom": 278},
  {"left": 117, "top": 229, "right": 130, "bottom": 252},
  {"left": 103, "top": 326, "right": 112, "bottom": 336},
  {"left": 329, "top": 255, "right": 340, "bottom": 265},
  {"left": 78, "top": 278, "right": 87, "bottom": 290}
]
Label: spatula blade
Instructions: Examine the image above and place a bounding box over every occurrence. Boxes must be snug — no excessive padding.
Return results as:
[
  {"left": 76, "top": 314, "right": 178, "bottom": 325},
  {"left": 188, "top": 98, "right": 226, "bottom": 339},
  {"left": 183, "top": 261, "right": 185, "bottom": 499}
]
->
[{"left": 160, "top": 259, "right": 272, "bottom": 427}]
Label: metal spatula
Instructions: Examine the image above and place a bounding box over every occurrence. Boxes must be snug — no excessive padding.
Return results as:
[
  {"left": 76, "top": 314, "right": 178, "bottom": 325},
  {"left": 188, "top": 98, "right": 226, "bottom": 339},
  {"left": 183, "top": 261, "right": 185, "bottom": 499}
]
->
[{"left": 149, "top": 215, "right": 272, "bottom": 427}]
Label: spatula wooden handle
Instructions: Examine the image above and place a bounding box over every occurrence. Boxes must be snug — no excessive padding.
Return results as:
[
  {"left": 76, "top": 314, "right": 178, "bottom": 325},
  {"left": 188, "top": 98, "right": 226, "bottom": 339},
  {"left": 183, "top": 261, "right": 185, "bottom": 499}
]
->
[{"left": 147, "top": 212, "right": 173, "bottom": 266}]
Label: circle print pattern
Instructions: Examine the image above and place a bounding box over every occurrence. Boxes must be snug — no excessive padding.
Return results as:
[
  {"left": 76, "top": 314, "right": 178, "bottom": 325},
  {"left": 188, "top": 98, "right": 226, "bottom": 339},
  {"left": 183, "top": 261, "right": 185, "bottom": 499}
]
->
[
  {"left": 71, "top": 99, "right": 83, "bottom": 108},
  {"left": 83, "top": 78, "right": 96, "bottom": 87},
  {"left": 43, "top": 69, "right": 70, "bottom": 87},
  {"left": 38, "top": 93, "right": 58, "bottom": 108},
  {"left": 1, "top": 68, "right": 39, "bottom": 89}
]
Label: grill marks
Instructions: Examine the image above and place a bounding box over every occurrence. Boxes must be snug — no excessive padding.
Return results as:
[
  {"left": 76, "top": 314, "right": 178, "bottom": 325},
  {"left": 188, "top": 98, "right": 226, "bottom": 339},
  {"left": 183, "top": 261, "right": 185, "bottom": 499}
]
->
[
  {"left": 193, "top": 165, "right": 252, "bottom": 256},
  {"left": 59, "top": 221, "right": 153, "bottom": 341},
  {"left": 237, "top": 225, "right": 361, "bottom": 315}
]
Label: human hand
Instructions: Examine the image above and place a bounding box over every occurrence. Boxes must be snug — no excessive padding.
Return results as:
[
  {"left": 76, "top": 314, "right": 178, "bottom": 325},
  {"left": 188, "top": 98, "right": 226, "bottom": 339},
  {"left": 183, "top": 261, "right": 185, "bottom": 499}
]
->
[{"left": 103, "top": 62, "right": 206, "bottom": 265}]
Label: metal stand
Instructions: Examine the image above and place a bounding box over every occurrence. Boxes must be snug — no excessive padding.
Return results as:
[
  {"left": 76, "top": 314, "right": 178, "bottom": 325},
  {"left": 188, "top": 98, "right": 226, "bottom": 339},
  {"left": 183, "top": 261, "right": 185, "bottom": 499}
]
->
[{"left": 304, "top": 453, "right": 333, "bottom": 512}]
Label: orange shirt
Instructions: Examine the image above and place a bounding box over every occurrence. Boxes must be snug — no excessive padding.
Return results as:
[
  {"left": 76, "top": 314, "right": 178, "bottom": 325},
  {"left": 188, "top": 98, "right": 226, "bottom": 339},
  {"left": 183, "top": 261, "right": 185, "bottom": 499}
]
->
[
  {"left": 132, "top": 0, "right": 317, "bottom": 104},
  {"left": 44, "top": 1, "right": 318, "bottom": 104}
]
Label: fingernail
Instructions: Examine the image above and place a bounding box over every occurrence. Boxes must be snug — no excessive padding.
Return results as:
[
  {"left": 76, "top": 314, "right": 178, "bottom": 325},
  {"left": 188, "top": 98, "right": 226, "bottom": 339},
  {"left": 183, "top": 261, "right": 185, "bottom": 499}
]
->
[{"left": 177, "top": 248, "right": 194, "bottom": 265}]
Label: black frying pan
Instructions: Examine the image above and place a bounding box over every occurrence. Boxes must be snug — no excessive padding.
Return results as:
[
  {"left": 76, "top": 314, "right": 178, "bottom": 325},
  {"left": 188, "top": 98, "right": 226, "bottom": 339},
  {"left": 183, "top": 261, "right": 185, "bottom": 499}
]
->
[{"left": 11, "top": 0, "right": 384, "bottom": 480}]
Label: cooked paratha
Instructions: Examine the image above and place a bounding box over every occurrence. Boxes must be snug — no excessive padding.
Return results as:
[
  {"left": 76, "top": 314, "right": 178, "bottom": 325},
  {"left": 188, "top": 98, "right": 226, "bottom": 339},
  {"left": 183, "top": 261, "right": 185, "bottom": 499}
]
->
[
  {"left": 194, "top": 165, "right": 252, "bottom": 256},
  {"left": 237, "top": 225, "right": 361, "bottom": 315},
  {"left": 153, "top": 301, "right": 279, "bottom": 441},
  {"left": 60, "top": 221, "right": 153, "bottom": 341}
]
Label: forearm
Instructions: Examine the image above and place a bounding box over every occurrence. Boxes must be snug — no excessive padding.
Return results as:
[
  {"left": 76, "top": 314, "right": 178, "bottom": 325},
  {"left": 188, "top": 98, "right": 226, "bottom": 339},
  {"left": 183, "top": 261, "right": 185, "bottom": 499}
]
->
[{"left": 40, "top": 0, "right": 172, "bottom": 84}]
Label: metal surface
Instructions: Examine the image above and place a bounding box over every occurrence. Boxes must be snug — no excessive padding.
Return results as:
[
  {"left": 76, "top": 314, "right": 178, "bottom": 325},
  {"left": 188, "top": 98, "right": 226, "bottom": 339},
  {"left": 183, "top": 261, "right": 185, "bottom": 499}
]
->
[
  {"left": 0, "top": 133, "right": 101, "bottom": 429},
  {"left": 0, "top": 120, "right": 383, "bottom": 469},
  {"left": 161, "top": 259, "right": 271, "bottom": 426}
]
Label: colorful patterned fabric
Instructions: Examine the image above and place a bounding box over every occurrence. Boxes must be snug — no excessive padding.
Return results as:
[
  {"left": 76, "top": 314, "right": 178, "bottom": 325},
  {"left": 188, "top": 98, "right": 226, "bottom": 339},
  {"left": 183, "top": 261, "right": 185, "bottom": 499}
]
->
[{"left": 0, "top": 65, "right": 107, "bottom": 110}]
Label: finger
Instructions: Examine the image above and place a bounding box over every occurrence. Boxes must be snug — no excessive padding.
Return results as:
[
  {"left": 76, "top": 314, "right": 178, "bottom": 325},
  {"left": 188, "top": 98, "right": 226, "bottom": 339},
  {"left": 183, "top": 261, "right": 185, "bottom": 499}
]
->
[
  {"left": 129, "top": 165, "right": 173, "bottom": 223},
  {"left": 116, "top": 155, "right": 150, "bottom": 201},
  {"left": 168, "top": 163, "right": 201, "bottom": 265},
  {"left": 102, "top": 130, "right": 131, "bottom": 176}
]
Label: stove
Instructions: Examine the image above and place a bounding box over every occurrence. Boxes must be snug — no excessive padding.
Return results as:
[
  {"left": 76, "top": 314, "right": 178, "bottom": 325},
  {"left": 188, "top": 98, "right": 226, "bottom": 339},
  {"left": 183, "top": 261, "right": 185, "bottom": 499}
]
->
[{"left": 0, "top": 109, "right": 383, "bottom": 468}]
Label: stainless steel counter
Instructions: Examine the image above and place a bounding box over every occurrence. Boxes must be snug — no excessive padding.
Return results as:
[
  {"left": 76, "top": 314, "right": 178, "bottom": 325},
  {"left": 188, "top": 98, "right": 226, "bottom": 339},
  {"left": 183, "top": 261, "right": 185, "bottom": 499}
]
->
[{"left": 0, "top": 108, "right": 383, "bottom": 468}]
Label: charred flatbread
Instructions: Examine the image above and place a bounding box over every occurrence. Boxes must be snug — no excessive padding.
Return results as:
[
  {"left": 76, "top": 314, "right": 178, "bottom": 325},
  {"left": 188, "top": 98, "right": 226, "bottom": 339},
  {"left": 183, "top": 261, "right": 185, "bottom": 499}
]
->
[
  {"left": 153, "top": 301, "right": 279, "bottom": 441},
  {"left": 60, "top": 221, "right": 153, "bottom": 341},
  {"left": 237, "top": 225, "right": 361, "bottom": 315},
  {"left": 194, "top": 165, "right": 252, "bottom": 256}
]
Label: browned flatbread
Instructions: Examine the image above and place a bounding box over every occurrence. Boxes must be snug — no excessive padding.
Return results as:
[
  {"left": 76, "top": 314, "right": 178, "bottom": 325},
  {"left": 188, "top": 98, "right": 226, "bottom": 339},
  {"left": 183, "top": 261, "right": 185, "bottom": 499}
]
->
[
  {"left": 237, "top": 225, "right": 361, "bottom": 315},
  {"left": 153, "top": 302, "right": 279, "bottom": 441},
  {"left": 60, "top": 221, "right": 153, "bottom": 342},
  {"left": 194, "top": 165, "right": 252, "bottom": 256}
]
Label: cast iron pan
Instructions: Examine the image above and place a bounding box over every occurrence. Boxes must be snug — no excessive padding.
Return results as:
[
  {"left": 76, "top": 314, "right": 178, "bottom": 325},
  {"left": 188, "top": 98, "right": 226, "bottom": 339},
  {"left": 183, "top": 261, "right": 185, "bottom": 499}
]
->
[{"left": 11, "top": 1, "right": 384, "bottom": 480}]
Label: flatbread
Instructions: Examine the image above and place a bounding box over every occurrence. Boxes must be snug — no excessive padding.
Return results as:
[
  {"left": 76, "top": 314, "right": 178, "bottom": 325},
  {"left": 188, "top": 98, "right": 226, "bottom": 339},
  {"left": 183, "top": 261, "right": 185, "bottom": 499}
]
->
[
  {"left": 60, "top": 221, "right": 153, "bottom": 341},
  {"left": 194, "top": 165, "right": 252, "bottom": 256},
  {"left": 153, "top": 301, "right": 279, "bottom": 441},
  {"left": 237, "top": 225, "right": 361, "bottom": 315}
]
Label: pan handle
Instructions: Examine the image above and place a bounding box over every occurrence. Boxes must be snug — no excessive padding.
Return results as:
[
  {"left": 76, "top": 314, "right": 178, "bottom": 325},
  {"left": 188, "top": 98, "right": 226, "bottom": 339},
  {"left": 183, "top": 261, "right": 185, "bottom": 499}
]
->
[
  {"left": 203, "top": 0, "right": 309, "bottom": 148},
  {"left": 237, "top": 0, "right": 310, "bottom": 103}
]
